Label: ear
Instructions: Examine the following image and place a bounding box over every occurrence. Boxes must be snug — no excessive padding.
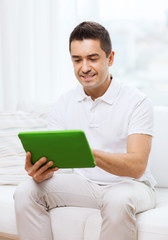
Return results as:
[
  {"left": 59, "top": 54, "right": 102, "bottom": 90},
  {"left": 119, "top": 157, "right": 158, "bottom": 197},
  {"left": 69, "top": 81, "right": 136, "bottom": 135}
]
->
[{"left": 108, "top": 51, "right": 115, "bottom": 66}]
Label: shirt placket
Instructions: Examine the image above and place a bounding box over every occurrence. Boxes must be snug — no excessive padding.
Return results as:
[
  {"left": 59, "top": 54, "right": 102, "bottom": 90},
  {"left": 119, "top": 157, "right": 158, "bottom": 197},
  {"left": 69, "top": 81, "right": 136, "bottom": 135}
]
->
[{"left": 88, "top": 100, "right": 100, "bottom": 129}]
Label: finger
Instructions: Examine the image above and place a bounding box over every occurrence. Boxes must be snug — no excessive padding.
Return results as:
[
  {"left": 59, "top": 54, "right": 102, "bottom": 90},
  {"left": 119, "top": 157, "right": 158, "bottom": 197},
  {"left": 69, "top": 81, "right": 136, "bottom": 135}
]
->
[
  {"left": 33, "top": 165, "right": 59, "bottom": 183},
  {"left": 25, "top": 152, "right": 33, "bottom": 171},
  {"left": 52, "top": 167, "right": 59, "bottom": 171},
  {"left": 45, "top": 166, "right": 59, "bottom": 176},
  {"left": 29, "top": 157, "right": 47, "bottom": 176},
  {"left": 38, "top": 170, "right": 54, "bottom": 182},
  {"left": 46, "top": 172, "right": 55, "bottom": 179},
  {"left": 34, "top": 168, "right": 57, "bottom": 183},
  {"left": 34, "top": 160, "right": 59, "bottom": 177},
  {"left": 35, "top": 160, "right": 54, "bottom": 176}
]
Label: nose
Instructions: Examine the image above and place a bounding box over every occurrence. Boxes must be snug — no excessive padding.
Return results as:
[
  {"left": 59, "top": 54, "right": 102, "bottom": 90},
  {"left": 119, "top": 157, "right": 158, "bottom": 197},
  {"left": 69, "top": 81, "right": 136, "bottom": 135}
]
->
[{"left": 81, "top": 60, "right": 91, "bottom": 74}]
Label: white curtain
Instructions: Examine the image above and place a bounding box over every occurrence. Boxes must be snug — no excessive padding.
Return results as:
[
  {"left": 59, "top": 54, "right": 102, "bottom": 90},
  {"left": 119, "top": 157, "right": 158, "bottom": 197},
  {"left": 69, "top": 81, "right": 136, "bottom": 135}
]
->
[
  {"left": 0, "top": 0, "right": 78, "bottom": 111},
  {"left": 0, "top": 0, "right": 168, "bottom": 111}
]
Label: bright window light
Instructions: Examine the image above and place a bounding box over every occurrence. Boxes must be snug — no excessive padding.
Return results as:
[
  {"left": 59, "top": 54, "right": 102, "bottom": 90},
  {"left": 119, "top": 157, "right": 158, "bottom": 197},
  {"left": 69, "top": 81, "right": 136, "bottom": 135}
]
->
[{"left": 77, "top": 0, "right": 168, "bottom": 106}]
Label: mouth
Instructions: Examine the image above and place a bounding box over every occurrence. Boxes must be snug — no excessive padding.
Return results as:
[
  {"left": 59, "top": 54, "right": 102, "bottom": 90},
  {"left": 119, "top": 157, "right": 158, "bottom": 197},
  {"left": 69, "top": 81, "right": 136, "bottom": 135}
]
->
[{"left": 80, "top": 73, "right": 96, "bottom": 81}]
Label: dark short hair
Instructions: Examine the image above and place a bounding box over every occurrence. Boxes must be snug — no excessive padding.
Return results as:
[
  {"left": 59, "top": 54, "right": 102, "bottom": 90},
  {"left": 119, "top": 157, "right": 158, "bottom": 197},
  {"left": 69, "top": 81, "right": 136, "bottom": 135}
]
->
[{"left": 69, "top": 21, "right": 112, "bottom": 57}]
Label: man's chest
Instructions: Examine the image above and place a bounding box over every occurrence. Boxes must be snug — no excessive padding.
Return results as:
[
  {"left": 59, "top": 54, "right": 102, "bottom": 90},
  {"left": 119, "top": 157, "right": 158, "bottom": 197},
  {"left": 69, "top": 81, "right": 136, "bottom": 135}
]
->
[{"left": 63, "top": 101, "right": 130, "bottom": 151}]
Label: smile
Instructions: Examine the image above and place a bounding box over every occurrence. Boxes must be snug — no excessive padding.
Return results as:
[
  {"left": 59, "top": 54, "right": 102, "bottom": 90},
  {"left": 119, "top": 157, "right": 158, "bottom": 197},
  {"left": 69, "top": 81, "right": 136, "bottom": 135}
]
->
[{"left": 81, "top": 74, "right": 96, "bottom": 80}]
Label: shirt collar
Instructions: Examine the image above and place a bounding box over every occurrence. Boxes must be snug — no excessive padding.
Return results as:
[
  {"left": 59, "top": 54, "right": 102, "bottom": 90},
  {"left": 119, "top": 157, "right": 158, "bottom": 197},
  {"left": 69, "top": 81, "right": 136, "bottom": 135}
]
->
[{"left": 76, "top": 78, "right": 121, "bottom": 105}]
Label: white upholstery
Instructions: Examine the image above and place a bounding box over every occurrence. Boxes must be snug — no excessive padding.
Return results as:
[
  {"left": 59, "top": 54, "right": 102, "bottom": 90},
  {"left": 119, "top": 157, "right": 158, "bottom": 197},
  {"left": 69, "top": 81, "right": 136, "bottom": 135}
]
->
[
  {"left": 50, "top": 188, "right": 168, "bottom": 240},
  {"left": 150, "top": 107, "right": 168, "bottom": 187},
  {"left": 0, "top": 106, "right": 168, "bottom": 240},
  {"left": 0, "top": 186, "right": 18, "bottom": 240},
  {"left": 0, "top": 111, "right": 48, "bottom": 185},
  {"left": 0, "top": 187, "right": 168, "bottom": 240}
]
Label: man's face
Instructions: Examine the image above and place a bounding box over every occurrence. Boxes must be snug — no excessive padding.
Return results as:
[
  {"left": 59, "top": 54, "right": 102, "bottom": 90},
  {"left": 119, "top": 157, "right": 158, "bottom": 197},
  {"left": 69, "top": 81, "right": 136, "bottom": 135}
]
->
[{"left": 70, "top": 39, "right": 114, "bottom": 95}]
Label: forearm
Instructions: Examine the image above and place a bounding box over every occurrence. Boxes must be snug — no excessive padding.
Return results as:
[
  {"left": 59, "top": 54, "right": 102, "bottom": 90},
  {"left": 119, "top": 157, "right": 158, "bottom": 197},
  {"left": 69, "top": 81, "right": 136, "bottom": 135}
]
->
[{"left": 92, "top": 150, "right": 147, "bottom": 179}]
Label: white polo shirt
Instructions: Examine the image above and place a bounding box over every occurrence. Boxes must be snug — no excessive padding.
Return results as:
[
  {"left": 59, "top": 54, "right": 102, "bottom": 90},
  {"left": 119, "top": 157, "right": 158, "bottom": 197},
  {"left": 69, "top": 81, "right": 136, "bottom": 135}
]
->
[{"left": 48, "top": 78, "right": 156, "bottom": 187}]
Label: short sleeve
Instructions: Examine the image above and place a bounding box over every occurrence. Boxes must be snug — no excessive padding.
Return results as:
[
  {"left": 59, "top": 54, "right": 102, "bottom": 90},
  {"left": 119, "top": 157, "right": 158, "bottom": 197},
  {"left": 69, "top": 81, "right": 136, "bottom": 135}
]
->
[{"left": 128, "top": 97, "right": 154, "bottom": 136}]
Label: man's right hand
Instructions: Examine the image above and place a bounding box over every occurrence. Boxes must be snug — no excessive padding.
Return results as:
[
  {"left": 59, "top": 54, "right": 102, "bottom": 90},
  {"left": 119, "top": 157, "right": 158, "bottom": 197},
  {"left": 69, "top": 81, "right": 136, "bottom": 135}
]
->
[{"left": 25, "top": 152, "right": 59, "bottom": 183}]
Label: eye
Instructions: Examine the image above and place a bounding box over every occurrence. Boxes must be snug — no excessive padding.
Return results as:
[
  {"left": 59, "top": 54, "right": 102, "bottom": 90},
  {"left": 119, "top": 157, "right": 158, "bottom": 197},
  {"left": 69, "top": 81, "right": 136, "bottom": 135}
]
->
[
  {"left": 73, "top": 59, "right": 81, "bottom": 64},
  {"left": 90, "top": 58, "right": 97, "bottom": 62}
]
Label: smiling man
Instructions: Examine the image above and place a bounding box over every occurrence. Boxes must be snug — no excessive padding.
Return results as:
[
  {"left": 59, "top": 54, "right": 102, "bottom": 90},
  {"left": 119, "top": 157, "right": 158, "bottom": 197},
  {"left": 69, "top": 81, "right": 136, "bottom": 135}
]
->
[
  {"left": 70, "top": 38, "right": 114, "bottom": 100},
  {"left": 14, "top": 21, "right": 156, "bottom": 240}
]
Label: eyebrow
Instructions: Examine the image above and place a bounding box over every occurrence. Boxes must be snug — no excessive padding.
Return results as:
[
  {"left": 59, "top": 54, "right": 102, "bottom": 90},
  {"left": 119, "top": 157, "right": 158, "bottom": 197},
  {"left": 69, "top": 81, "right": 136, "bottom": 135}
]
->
[{"left": 71, "top": 53, "right": 100, "bottom": 59}]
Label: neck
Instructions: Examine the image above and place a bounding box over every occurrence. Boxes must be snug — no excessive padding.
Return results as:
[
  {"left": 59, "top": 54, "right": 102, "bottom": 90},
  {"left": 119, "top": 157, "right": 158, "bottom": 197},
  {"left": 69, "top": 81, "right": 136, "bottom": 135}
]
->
[{"left": 84, "top": 74, "right": 112, "bottom": 101}]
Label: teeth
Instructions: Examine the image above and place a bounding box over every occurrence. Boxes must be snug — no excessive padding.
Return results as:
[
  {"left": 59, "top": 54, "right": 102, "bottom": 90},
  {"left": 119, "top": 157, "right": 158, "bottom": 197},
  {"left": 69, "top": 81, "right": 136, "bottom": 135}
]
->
[{"left": 83, "top": 75, "right": 94, "bottom": 78}]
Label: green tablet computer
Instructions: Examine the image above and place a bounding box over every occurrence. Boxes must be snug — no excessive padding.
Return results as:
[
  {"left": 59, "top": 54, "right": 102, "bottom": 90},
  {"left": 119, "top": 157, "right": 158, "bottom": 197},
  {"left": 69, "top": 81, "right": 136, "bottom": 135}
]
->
[{"left": 18, "top": 130, "right": 96, "bottom": 168}]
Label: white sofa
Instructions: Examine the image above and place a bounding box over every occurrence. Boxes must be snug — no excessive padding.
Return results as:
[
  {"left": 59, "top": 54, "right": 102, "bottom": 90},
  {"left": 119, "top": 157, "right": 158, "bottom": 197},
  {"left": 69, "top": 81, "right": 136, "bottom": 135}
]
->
[{"left": 0, "top": 106, "right": 168, "bottom": 240}]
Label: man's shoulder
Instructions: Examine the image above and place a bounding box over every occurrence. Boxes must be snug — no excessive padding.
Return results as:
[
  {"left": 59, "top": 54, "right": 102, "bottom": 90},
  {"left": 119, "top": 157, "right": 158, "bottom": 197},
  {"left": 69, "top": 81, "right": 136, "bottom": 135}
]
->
[
  {"left": 119, "top": 81, "right": 148, "bottom": 103},
  {"left": 57, "top": 84, "right": 82, "bottom": 102},
  {"left": 113, "top": 79, "right": 153, "bottom": 114}
]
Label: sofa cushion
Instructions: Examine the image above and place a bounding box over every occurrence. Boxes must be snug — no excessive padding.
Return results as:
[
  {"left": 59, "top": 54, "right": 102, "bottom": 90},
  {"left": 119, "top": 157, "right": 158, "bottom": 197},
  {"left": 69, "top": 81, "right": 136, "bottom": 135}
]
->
[
  {"left": 50, "top": 207, "right": 101, "bottom": 240},
  {"left": 0, "top": 111, "right": 48, "bottom": 185},
  {"left": 137, "top": 188, "right": 168, "bottom": 240},
  {"left": 50, "top": 188, "right": 168, "bottom": 240},
  {"left": 150, "top": 107, "right": 168, "bottom": 187},
  {"left": 0, "top": 186, "right": 18, "bottom": 239},
  {"left": 1, "top": 186, "right": 168, "bottom": 240}
]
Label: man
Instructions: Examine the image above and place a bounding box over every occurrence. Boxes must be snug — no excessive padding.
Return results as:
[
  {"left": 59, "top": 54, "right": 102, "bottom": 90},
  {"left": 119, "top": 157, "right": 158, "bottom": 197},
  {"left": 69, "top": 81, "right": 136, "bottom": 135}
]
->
[{"left": 14, "top": 21, "right": 156, "bottom": 240}]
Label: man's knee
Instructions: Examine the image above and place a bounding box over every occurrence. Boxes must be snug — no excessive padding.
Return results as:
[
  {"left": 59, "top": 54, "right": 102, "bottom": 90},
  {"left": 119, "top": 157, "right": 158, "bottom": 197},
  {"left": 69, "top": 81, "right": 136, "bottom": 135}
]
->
[
  {"left": 101, "top": 189, "right": 136, "bottom": 224},
  {"left": 14, "top": 179, "right": 41, "bottom": 210}
]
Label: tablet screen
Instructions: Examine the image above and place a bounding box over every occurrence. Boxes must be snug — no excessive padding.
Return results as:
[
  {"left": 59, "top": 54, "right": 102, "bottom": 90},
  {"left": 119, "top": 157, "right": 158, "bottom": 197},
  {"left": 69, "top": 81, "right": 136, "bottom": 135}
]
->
[{"left": 18, "top": 130, "right": 96, "bottom": 168}]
